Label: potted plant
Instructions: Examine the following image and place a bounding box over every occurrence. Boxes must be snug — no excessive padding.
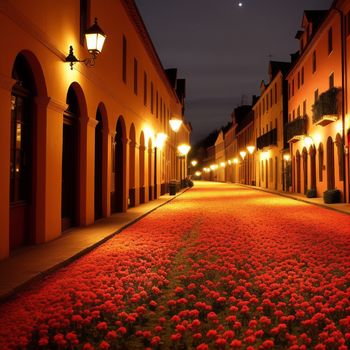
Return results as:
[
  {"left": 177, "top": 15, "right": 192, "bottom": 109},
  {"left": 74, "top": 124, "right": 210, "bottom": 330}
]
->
[{"left": 323, "top": 189, "right": 341, "bottom": 204}]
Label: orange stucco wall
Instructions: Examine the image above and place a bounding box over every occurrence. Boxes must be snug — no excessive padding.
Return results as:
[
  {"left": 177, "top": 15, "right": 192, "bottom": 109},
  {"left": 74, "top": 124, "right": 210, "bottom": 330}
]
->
[{"left": 0, "top": 0, "right": 189, "bottom": 259}]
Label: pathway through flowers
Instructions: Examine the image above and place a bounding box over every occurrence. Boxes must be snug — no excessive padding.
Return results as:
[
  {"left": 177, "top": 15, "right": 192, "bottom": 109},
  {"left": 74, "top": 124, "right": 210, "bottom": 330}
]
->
[{"left": 1, "top": 182, "right": 350, "bottom": 349}]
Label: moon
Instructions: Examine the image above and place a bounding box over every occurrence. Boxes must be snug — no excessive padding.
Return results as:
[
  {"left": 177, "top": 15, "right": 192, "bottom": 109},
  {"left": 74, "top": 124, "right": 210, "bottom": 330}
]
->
[{"left": 238, "top": 2, "right": 243, "bottom": 7}]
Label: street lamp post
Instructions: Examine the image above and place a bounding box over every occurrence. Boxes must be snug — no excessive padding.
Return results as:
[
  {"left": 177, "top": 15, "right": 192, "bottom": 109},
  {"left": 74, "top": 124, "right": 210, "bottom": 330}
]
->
[
  {"left": 178, "top": 144, "right": 191, "bottom": 187},
  {"left": 247, "top": 146, "right": 255, "bottom": 186},
  {"left": 169, "top": 117, "right": 183, "bottom": 185}
]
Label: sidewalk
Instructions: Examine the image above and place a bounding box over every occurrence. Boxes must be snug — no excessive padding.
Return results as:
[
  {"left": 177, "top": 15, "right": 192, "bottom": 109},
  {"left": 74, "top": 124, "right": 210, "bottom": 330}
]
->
[
  {"left": 238, "top": 183, "right": 350, "bottom": 215},
  {"left": 0, "top": 190, "right": 187, "bottom": 301}
]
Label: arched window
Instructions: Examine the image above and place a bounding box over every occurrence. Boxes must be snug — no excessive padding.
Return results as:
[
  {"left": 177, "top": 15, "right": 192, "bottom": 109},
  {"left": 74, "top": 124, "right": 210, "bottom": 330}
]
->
[
  {"left": 10, "top": 54, "right": 35, "bottom": 248},
  {"left": 310, "top": 145, "right": 316, "bottom": 189}
]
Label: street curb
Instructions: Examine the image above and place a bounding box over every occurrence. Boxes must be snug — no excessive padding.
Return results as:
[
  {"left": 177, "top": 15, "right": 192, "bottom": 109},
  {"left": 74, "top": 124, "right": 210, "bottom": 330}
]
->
[
  {"left": 237, "top": 184, "right": 350, "bottom": 216},
  {"left": 0, "top": 188, "right": 191, "bottom": 303}
]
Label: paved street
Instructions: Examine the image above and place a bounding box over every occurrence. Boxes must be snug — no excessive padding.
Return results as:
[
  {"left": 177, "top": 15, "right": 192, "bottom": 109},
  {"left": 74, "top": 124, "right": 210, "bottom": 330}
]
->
[{"left": 1, "top": 182, "right": 350, "bottom": 349}]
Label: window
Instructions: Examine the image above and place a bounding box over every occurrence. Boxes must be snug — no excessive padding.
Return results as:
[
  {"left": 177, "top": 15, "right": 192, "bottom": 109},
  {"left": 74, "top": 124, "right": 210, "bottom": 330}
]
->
[
  {"left": 270, "top": 90, "right": 272, "bottom": 107},
  {"left": 314, "top": 89, "right": 319, "bottom": 103},
  {"left": 297, "top": 106, "right": 300, "bottom": 117},
  {"left": 292, "top": 110, "right": 295, "bottom": 119},
  {"left": 301, "top": 67, "right": 304, "bottom": 85},
  {"left": 297, "top": 72, "right": 300, "bottom": 89},
  {"left": 312, "top": 51, "right": 316, "bottom": 73},
  {"left": 143, "top": 72, "right": 147, "bottom": 106},
  {"left": 266, "top": 95, "right": 268, "bottom": 111},
  {"left": 156, "top": 92, "right": 159, "bottom": 118},
  {"left": 274, "top": 83, "right": 277, "bottom": 104},
  {"left": 347, "top": 11, "right": 350, "bottom": 36},
  {"left": 80, "top": 0, "right": 90, "bottom": 45},
  {"left": 303, "top": 100, "right": 306, "bottom": 115},
  {"left": 150, "top": 82, "right": 154, "bottom": 114},
  {"left": 329, "top": 72, "right": 334, "bottom": 89},
  {"left": 133, "top": 58, "right": 138, "bottom": 95},
  {"left": 292, "top": 79, "right": 294, "bottom": 96},
  {"left": 122, "top": 36, "right": 127, "bottom": 84},
  {"left": 328, "top": 27, "right": 333, "bottom": 55}
]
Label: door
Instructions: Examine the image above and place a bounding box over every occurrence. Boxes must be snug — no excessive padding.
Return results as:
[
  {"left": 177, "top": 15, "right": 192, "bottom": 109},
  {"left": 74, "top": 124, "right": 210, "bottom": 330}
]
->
[
  {"left": 61, "top": 118, "right": 77, "bottom": 231},
  {"left": 9, "top": 89, "right": 33, "bottom": 249}
]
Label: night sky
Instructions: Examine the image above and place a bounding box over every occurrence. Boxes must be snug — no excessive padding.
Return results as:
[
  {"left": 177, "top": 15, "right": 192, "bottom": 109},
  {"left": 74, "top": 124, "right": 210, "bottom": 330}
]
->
[{"left": 135, "top": 0, "right": 332, "bottom": 143}]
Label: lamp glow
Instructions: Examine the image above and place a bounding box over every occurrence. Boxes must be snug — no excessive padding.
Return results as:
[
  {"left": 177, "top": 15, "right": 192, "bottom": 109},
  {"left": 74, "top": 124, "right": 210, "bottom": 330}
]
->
[
  {"left": 283, "top": 154, "right": 291, "bottom": 162},
  {"left": 304, "top": 136, "right": 313, "bottom": 148},
  {"left": 169, "top": 117, "right": 183, "bottom": 132},
  {"left": 195, "top": 171, "right": 202, "bottom": 177},
  {"left": 155, "top": 133, "right": 167, "bottom": 149},
  {"left": 233, "top": 158, "right": 239, "bottom": 164},
  {"left": 191, "top": 160, "right": 198, "bottom": 167},
  {"left": 178, "top": 144, "right": 191, "bottom": 156},
  {"left": 247, "top": 145, "right": 255, "bottom": 154},
  {"left": 85, "top": 18, "right": 106, "bottom": 55},
  {"left": 240, "top": 151, "right": 247, "bottom": 159},
  {"left": 220, "top": 162, "right": 226, "bottom": 168}
]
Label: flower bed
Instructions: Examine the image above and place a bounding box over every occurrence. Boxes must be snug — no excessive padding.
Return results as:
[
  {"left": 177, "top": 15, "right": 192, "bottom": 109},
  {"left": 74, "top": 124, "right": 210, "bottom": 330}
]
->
[{"left": 1, "top": 184, "right": 350, "bottom": 349}]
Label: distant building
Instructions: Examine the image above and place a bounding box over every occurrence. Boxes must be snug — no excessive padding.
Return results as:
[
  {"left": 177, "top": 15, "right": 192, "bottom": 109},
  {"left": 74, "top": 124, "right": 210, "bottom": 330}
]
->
[{"left": 254, "top": 61, "right": 290, "bottom": 191}]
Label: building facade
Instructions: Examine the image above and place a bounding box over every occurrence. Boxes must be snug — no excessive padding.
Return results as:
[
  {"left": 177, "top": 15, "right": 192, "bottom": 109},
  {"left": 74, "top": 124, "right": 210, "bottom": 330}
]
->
[
  {"left": 254, "top": 62, "right": 289, "bottom": 191},
  {"left": 0, "top": 0, "right": 189, "bottom": 259},
  {"left": 286, "top": 6, "right": 347, "bottom": 199}
]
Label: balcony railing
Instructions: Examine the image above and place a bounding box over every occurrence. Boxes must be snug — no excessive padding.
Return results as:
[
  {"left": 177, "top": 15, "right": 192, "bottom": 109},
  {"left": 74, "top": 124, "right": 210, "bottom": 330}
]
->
[
  {"left": 284, "top": 116, "right": 307, "bottom": 143},
  {"left": 312, "top": 87, "right": 340, "bottom": 126},
  {"left": 257, "top": 128, "right": 277, "bottom": 150}
]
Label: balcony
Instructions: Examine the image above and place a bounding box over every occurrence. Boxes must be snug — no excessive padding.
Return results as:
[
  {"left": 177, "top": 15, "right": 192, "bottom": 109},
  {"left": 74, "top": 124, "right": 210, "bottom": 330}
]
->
[
  {"left": 312, "top": 87, "right": 340, "bottom": 126},
  {"left": 284, "top": 116, "right": 307, "bottom": 143},
  {"left": 257, "top": 128, "right": 277, "bottom": 150}
]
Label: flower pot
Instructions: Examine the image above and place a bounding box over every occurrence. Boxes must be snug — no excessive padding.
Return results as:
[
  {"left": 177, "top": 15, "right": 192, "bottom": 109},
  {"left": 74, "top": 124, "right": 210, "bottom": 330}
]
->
[{"left": 323, "top": 189, "right": 341, "bottom": 204}]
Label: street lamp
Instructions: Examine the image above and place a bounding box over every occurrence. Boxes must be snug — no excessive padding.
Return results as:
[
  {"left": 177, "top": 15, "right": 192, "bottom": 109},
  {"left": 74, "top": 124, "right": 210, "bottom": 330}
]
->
[
  {"left": 191, "top": 160, "right": 198, "bottom": 167},
  {"left": 246, "top": 145, "right": 255, "bottom": 186},
  {"left": 65, "top": 18, "right": 107, "bottom": 70},
  {"left": 169, "top": 117, "right": 183, "bottom": 184},
  {"left": 169, "top": 117, "right": 183, "bottom": 133},
  {"left": 178, "top": 143, "right": 191, "bottom": 187},
  {"left": 155, "top": 132, "right": 167, "bottom": 149}
]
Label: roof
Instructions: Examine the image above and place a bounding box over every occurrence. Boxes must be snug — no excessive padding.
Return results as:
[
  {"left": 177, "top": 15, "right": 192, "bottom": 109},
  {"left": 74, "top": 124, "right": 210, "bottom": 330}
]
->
[
  {"left": 303, "top": 10, "right": 328, "bottom": 28},
  {"left": 268, "top": 61, "right": 290, "bottom": 79}
]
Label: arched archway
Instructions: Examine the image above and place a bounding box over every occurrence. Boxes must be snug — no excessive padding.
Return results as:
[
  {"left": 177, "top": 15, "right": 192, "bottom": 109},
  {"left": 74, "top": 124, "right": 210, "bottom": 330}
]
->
[
  {"left": 302, "top": 147, "right": 308, "bottom": 194},
  {"left": 129, "top": 124, "right": 136, "bottom": 208},
  {"left": 94, "top": 107, "right": 103, "bottom": 220},
  {"left": 318, "top": 143, "right": 324, "bottom": 182},
  {"left": 139, "top": 131, "right": 145, "bottom": 204},
  {"left": 61, "top": 85, "right": 82, "bottom": 231},
  {"left": 310, "top": 145, "right": 316, "bottom": 190},
  {"left": 335, "top": 133, "right": 344, "bottom": 182},
  {"left": 113, "top": 116, "right": 127, "bottom": 213},
  {"left": 296, "top": 150, "right": 301, "bottom": 193},
  {"left": 148, "top": 138, "right": 153, "bottom": 201},
  {"left": 327, "top": 136, "right": 335, "bottom": 190},
  {"left": 9, "top": 52, "right": 47, "bottom": 249}
]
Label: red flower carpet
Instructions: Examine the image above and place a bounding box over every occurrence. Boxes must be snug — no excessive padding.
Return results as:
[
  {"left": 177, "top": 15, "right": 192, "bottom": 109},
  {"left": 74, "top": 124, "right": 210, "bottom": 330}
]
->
[{"left": 1, "top": 183, "right": 350, "bottom": 349}]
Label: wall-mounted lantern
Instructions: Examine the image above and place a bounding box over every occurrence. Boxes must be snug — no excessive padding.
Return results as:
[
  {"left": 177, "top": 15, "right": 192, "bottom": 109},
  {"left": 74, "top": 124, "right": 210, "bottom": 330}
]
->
[{"left": 65, "top": 18, "right": 106, "bottom": 70}]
